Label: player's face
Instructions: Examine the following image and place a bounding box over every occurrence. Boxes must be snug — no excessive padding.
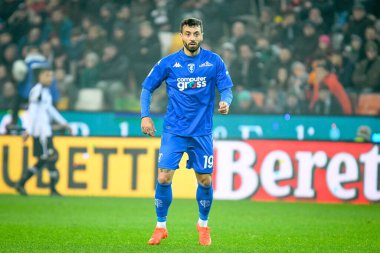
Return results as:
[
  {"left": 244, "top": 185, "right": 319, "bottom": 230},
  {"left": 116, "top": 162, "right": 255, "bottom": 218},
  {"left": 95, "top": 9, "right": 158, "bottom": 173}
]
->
[
  {"left": 39, "top": 71, "right": 53, "bottom": 86},
  {"left": 180, "top": 25, "right": 203, "bottom": 54}
]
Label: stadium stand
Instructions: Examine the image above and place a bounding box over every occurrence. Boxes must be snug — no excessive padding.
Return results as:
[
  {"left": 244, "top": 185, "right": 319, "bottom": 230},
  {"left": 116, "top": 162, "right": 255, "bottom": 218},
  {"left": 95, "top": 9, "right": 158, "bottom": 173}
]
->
[{"left": 0, "top": 0, "right": 379, "bottom": 115}]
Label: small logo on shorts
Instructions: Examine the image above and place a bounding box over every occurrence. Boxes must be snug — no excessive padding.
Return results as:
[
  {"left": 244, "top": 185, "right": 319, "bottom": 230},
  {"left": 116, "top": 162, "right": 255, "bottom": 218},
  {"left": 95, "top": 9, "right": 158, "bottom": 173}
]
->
[{"left": 158, "top": 153, "right": 163, "bottom": 162}]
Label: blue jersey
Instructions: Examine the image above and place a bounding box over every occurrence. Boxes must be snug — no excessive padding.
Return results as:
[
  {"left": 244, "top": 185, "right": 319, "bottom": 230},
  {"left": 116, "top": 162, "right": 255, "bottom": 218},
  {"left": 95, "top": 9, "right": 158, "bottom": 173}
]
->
[{"left": 142, "top": 48, "right": 233, "bottom": 137}]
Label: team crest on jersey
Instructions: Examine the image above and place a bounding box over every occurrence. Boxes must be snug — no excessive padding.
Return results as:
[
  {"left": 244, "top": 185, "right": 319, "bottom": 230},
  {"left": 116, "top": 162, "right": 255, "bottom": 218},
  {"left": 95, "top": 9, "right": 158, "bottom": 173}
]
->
[{"left": 187, "top": 63, "right": 195, "bottom": 73}]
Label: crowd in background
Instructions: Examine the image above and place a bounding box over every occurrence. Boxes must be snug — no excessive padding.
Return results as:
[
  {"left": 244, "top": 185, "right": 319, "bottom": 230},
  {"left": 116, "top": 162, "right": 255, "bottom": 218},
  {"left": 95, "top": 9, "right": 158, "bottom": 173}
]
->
[{"left": 0, "top": 0, "right": 380, "bottom": 116}]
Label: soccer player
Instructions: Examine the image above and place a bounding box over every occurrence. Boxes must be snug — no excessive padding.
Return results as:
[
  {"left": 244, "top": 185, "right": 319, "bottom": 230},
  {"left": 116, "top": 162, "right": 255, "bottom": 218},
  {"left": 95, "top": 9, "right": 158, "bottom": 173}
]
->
[
  {"left": 15, "top": 67, "right": 70, "bottom": 197},
  {"left": 140, "top": 18, "right": 233, "bottom": 246}
]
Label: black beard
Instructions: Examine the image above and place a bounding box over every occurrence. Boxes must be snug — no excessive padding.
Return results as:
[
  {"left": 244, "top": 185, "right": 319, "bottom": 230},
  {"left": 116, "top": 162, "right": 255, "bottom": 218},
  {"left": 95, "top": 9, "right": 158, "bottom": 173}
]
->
[{"left": 184, "top": 41, "right": 200, "bottom": 53}]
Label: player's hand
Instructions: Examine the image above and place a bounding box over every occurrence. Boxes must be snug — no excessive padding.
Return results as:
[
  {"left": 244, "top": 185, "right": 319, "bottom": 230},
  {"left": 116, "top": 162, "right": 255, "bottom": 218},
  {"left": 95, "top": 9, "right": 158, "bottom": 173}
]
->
[
  {"left": 141, "top": 117, "right": 156, "bottom": 136},
  {"left": 218, "top": 101, "right": 229, "bottom": 115},
  {"left": 22, "top": 131, "right": 29, "bottom": 142}
]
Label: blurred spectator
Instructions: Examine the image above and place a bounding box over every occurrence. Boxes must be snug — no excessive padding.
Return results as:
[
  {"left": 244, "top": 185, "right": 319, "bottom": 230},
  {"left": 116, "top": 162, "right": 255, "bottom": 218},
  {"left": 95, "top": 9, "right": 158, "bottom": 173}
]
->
[
  {"left": 273, "top": 67, "right": 290, "bottom": 91},
  {"left": 287, "top": 61, "right": 309, "bottom": 108},
  {"left": 262, "top": 47, "right": 293, "bottom": 86},
  {"left": 284, "top": 92, "right": 302, "bottom": 114},
  {"left": 313, "top": 34, "right": 332, "bottom": 58},
  {"left": 7, "top": 3, "right": 29, "bottom": 43},
  {"left": 42, "top": 8, "right": 73, "bottom": 48},
  {"left": 263, "top": 85, "right": 285, "bottom": 114},
  {"left": 150, "top": 0, "right": 171, "bottom": 32},
  {"left": 99, "top": 3, "right": 115, "bottom": 39},
  {"left": 364, "top": 26, "right": 380, "bottom": 48},
  {"left": 198, "top": 0, "right": 225, "bottom": 47},
  {"left": 80, "top": 15, "right": 95, "bottom": 34},
  {"left": 230, "top": 90, "right": 258, "bottom": 114},
  {"left": 97, "top": 44, "right": 129, "bottom": 109},
  {"left": 231, "top": 43, "right": 263, "bottom": 91},
  {"left": 79, "top": 52, "right": 100, "bottom": 89},
  {"left": 131, "top": 21, "right": 161, "bottom": 88},
  {"left": 229, "top": 21, "right": 255, "bottom": 51},
  {"left": 67, "top": 28, "right": 85, "bottom": 63},
  {"left": 352, "top": 42, "right": 380, "bottom": 92},
  {"left": 85, "top": 25, "right": 107, "bottom": 53},
  {"left": 18, "top": 27, "right": 42, "bottom": 52},
  {"left": 274, "top": 11, "right": 300, "bottom": 48},
  {"left": 294, "top": 22, "right": 318, "bottom": 63},
  {"left": 343, "top": 34, "right": 365, "bottom": 64},
  {"left": 111, "top": 22, "right": 130, "bottom": 57},
  {"left": 328, "top": 50, "right": 354, "bottom": 88},
  {"left": 307, "top": 7, "right": 328, "bottom": 35},
  {"left": 0, "top": 64, "right": 8, "bottom": 85},
  {"left": 334, "top": 0, "right": 354, "bottom": 30},
  {"left": 257, "top": 7, "right": 276, "bottom": 40},
  {"left": 55, "top": 68, "right": 74, "bottom": 110},
  {"left": 310, "top": 60, "right": 352, "bottom": 115},
  {"left": 130, "top": 0, "right": 154, "bottom": 23},
  {"left": 255, "top": 37, "right": 273, "bottom": 64},
  {"left": 219, "top": 42, "right": 236, "bottom": 71},
  {"left": 0, "top": 81, "right": 16, "bottom": 109},
  {"left": 40, "top": 41, "right": 54, "bottom": 65},
  {"left": 344, "top": 4, "right": 375, "bottom": 43},
  {"left": 2, "top": 44, "right": 19, "bottom": 73},
  {"left": 0, "top": 31, "right": 13, "bottom": 53}
]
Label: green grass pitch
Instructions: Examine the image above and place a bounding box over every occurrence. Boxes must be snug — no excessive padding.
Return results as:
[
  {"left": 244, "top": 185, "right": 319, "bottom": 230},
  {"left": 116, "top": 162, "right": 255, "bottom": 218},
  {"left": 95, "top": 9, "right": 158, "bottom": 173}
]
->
[{"left": 0, "top": 195, "right": 379, "bottom": 253}]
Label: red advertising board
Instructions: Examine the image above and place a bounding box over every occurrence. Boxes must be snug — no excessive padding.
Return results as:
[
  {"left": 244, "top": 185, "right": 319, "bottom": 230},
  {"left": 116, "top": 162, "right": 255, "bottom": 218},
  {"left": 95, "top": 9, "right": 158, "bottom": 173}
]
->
[{"left": 213, "top": 141, "right": 379, "bottom": 204}]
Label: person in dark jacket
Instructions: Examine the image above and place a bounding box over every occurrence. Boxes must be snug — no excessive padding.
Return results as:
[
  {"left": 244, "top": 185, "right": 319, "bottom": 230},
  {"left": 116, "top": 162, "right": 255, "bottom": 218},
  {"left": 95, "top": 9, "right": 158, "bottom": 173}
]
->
[{"left": 352, "top": 42, "right": 380, "bottom": 92}]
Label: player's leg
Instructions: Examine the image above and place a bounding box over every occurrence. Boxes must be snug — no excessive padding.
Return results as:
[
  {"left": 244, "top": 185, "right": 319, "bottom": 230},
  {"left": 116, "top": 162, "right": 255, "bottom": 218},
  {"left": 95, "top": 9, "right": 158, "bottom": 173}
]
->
[
  {"left": 15, "top": 137, "right": 47, "bottom": 195},
  {"left": 47, "top": 144, "right": 61, "bottom": 196},
  {"left": 148, "top": 169, "right": 174, "bottom": 245},
  {"left": 155, "top": 169, "right": 175, "bottom": 227},
  {"left": 188, "top": 135, "right": 213, "bottom": 245},
  {"left": 195, "top": 172, "right": 213, "bottom": 227},
  {"left": 148, "top": 132, "right": 186, "bottom": 245},
  {"left": 195, "top": 172, "right": 213, "bottom": 246}
]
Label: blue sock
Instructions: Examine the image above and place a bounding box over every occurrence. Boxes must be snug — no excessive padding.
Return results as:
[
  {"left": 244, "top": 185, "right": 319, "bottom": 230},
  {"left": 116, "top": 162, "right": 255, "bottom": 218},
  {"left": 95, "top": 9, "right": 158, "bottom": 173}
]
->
[
  {"left": 155, "top": 181, "right": 172, "bottom": 222},
  {"left": 196, "top": 183, "right": 213, "bottom": 221}
]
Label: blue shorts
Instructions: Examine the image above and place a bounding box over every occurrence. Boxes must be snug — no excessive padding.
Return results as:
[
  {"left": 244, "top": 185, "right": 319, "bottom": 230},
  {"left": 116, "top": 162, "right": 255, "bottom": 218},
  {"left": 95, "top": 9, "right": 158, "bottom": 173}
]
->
[{"left": 158, "top": 132, "right": 214, "bottom": 174}]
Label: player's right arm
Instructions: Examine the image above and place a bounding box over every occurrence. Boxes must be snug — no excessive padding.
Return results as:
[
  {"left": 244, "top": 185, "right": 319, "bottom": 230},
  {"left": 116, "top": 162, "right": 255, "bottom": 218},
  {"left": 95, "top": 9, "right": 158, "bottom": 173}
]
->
[
  {"left": 24, "top": 86, "right": 41, "bottom": 142},
  {"left": 140, "top": 60, "right": 167, "bottom": 137}
]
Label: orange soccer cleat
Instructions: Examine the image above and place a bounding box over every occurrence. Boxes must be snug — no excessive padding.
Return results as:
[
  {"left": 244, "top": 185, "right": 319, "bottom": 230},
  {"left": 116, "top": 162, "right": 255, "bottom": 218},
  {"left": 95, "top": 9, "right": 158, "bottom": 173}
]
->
[
  {"left": 148, "top": 227, "right": 168, "bottom": 245},
  {"left": 196, "top": 223, "right": 211, "bottom": 246}
]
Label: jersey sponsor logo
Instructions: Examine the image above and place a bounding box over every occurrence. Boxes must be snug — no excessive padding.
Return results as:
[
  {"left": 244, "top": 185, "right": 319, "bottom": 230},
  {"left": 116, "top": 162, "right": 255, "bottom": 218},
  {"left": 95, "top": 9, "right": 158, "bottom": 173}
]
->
[
  {"left": 199, "top": 61, "right": 213, "bottom": 67},
  {"left": 177, "top": 77, "right": 207, "bottom": 91},
  {"left": 173, "top": 62, "right": 182, "bottom": 68},
  {"left": 187, "top": 63, "right": 195, "bottom": 73}
]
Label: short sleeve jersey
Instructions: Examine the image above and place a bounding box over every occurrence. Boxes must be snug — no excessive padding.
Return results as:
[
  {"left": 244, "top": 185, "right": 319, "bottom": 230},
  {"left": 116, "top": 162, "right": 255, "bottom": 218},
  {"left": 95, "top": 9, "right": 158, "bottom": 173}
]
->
[{"left": 142, "top": 48, "right": 233, "bottom": 137}]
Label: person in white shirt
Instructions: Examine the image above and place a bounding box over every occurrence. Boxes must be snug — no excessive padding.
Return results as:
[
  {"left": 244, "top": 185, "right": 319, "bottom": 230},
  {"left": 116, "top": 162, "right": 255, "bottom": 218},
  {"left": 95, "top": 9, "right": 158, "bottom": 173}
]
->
[{"left": 15, "top": 67, "right": 70, "bottom": 196}]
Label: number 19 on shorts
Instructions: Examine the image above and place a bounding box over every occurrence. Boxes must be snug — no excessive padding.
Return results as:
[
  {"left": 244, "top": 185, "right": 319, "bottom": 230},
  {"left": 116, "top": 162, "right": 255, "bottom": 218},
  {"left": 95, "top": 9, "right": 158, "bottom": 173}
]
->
[{"left": 203, "top": 155, "right": 214, "bottom": 169}]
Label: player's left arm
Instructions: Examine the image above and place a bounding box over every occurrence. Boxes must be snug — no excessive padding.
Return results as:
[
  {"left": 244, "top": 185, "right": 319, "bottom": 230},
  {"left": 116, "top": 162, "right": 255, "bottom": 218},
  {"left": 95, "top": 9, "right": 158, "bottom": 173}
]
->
[
  {"left": 47, "top": 104, "right": 70, "bottom": 131},
  {"left": 215, "top": 55, "right": 233, "bottom": 115},
  {"left": 218, "top": 88, "right": 233, "bottom": 114}
]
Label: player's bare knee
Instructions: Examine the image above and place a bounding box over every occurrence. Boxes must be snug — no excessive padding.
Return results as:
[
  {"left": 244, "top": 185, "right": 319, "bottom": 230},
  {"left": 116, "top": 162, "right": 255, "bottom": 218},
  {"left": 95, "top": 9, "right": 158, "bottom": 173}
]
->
[
  {"left": 197, "top": 174, "right": 212, "bottom": 187},
  {"left": 157, "top": 168, "right": 174, "bottom": 184}
]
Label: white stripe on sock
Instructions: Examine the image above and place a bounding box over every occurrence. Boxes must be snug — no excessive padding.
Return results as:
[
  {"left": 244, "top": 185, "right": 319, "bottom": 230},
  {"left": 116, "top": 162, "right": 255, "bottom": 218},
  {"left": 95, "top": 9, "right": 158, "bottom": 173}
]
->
[
  {"left": 156, "top": 221, "right": 166, "bottom": 228},
  {"left": 198, "top": 218, "right": 208, "bottom": 227}
]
